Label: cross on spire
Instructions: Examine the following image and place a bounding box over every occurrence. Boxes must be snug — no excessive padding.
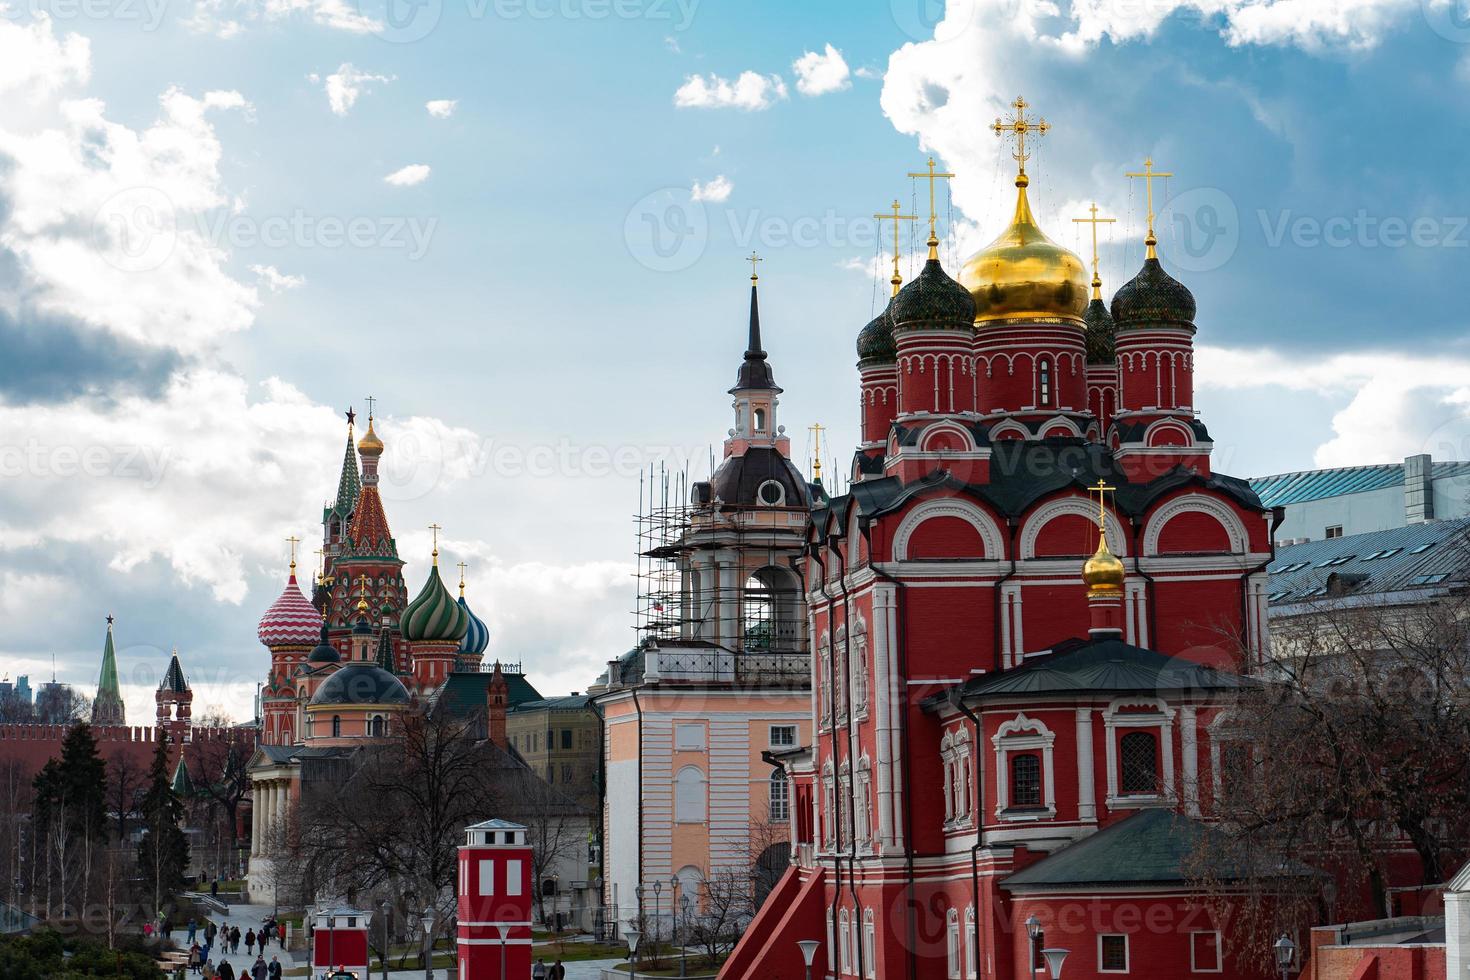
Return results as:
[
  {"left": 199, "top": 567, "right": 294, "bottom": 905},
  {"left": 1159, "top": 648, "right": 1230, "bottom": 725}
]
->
[
  {"left": 907, "top": 157, "right": 955, "bottom": 256},
  {"left": 1125, "top": 157, "right": 1174, "bottom": 259},
  {"left": 809, "top": 422, "right": 825, "bottom": 483},
  {"left": 314, "top": 548, "right": 325, "bottom": 584},
  {"left": 992, "top": 96, "right": 1049, "bottom": 186},
  {"left": 1073, "top": 202, "right": 1117, "bottom": 300},
  {"left": 457, "top": 561, "right": 468, "bottom": 597},
  {"left": 365, "top": 394, "right": 376, "bottom": 420},
  {"left": 873, "top": 199, "right": 917, "bottom": 296},
  {"left": 286, "top": 535, "right": 301, "bottom": 573},
  {"left": 747, "top": 251, "right": 762, "bottom": 284},
  {"left": 429, "top": 523, "right": 442, "bottom": 564},
  {"left": 1088, "top": 479, "right": 1117, "bottom": 545}
]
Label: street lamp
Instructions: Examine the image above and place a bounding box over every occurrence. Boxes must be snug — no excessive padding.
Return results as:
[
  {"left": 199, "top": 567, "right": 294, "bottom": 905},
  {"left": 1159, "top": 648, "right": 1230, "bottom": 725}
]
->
[
  {"left": 796, "top": 939, "right": 821, "bottom": 980},
  {"left": 1026, "top": 915, "right": 1043, "bottom": 973},
  {"left": 652, "top": 879, "right": 663, "bottom": 961},
  {"left": 377, "top": 901, "right": 391, "bottom": 980},
  {"left": 495, "top": 923, "right": 510, "bottom": 980},
  {"left": 419, "top": 908, "right": 434, "bottom": 980},
  {"left": 1274, "top": 934, "right": 1297, "bottom": 980},
  {"left": 1040, "top": 948, "right": 1070, "bottom": 980},
  {"left": 669, "top": 876, "right": 686, "bottom": 978},
  {"left": 625, "top": 925, "right": 642, "bottom": 969}
]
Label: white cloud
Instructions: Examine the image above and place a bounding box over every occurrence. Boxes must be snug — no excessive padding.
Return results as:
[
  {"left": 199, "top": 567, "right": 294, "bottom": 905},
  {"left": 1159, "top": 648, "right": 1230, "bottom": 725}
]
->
[
  {"left": 0, "top": 15, "right": 90, "bottom": 98},
  {"left": 384, "top": 163, "right": 431, "bottom": 186},
  {"left": 250, "top": 264, "right": 305, "bottom": 292},
  {"left": 317, "top": 63, "right": 393, "bottom": 116},
  {"left": 690, "top": 175, "right": 733, "bottom": 203},
  {"left": 674, "top": 71, "right": 788, "bottom": 111},
  {"left": 189, "top": 0, "right": 381, "bottom": 36},
  {"left": 425, "top": 99, "right": 457, "bottom": 118},
  {"left": 792, "top": 44, "right": 851, "bottom": 96}
]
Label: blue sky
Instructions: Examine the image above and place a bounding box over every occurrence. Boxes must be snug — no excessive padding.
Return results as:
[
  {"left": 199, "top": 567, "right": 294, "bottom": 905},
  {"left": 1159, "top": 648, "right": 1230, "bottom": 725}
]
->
[{"left": 3, "top": 0, "right": 1470, "bottom": 720}]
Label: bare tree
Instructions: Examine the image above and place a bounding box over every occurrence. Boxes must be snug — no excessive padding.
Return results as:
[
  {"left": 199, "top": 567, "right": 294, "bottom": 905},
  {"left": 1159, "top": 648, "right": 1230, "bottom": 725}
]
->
[{"left": 689, "top": 867, "right": 754, "bottom": 966}]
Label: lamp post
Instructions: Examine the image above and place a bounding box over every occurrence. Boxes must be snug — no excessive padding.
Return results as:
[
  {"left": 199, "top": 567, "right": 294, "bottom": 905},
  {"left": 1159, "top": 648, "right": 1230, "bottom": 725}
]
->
[
  {"left": 419, "top": 909, "right": 434, "bottom": 980},
  {"left": 669, "top": 875, "right": 686, "bottom": 978},
  {"left": 652, "top": 879, "right": 663, "bottom": 963},
  {"left": 625, "top": 925, "right": 642, "bottom": 971},
  {"left": 495, "top": 923, "right": 509, "bottom": 980},
  {"left": 1026, "top": 914, "right": 1043, "bottom": 973},
  {"left": 796, "top": 939, "right": 821, "bottom": 980},
  {"left": 377, "top": 901, "right": 391, "bottom": 980},
  {"left": 1274, "top": 934, "right": 1297, "bottom": 980},
  {"left": 1040, "top": 948, "right": 1070, "bottom": 980}
]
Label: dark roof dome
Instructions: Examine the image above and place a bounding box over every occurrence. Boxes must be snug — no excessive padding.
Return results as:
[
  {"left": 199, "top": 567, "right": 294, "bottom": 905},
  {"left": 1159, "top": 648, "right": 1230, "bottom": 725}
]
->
[
  {"left": 307, "top": 624, "right": 340, "bottom": 664},
  {"left": 1083, "top": 297, "right": 1116, "bottom": 363},
  {"left": 709, "top": 447, "right": 810, "bottom": 510},
  {"left": 309, "top": 662, "right": 409, "bottom": 707},
  {"left": 891, "top": 258, "right": 975, "bottom": 328},
  {"left": 1111, "top": 257, "right": 1196, "bottom": 329},
  {"left": 856, "top": 300, "right": 896, "bottom": 364}
]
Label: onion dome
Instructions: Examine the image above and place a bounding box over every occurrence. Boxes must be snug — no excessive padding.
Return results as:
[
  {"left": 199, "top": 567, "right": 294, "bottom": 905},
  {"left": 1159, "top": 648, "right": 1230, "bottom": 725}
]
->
[
  {"left": 856, "top": 300, "right": 896, "bottom": 364},
  {"left": 1084, "top": 297, "right": 1117, "bottom": 364},
  {"left": 1110, "top": 257, "right": 1196, "bottom": 329},
  {"left": 402, "top": 561, "right": 469, "bottom": 643},
  {"left": 357, "top": 414, "right": 384, "bottom": 457},
  {"left": 309, "top": 662, "right": 409, "bottom": 706},
  {"left": 457, "top": 576, "right": 490, "bottom": 656},
  {"left": 307, "top": 623, "right": 341, "bottom": 664},
  {"left": 960, "top": 177, "right": 1088, "bottom": 325},
  {"left": 891, "top": 258, "right": 976, "bottom": 329},
  {"left": 257, "top": 572, "right": 323, "bottom": 647},
  {"left": 1083, "top": 534, "right": 1126, "bottom": 594}
]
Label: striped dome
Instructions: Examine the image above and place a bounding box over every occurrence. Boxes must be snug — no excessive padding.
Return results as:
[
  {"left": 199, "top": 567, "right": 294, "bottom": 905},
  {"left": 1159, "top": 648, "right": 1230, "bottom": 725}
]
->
[
  {"left": 458, "top": 595, "right": 489, "bottom": 656},
  {"left": 257, "top": 573, "right": 323, "bottom": 647},
  {"left": 402, "top": 564, "right": 469, "bottom": 643}
]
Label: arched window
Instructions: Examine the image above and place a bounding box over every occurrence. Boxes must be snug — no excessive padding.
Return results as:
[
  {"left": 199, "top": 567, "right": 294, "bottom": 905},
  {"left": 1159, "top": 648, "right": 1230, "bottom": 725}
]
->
[
  {"left": 1038, "top": 357, "right": 1053, "bottom": 407},
  {"left": 369, "top": 715, "right": 385, "bottom": 737},
  {"left": 753, "top": 407, "right": 767, "bottom": 432},
  {"left": 1120, "top": 730, "right": 1159, "bottom": 794},
  {"left": 675, "top": 766, "right": 707, "bottom": 822},
  {"left": 946, "top": 908, "right": 961, "bottom": 979},
  {"left": 744, "top": 566, "right": 802, "bottom": 652},
  {"left": 331, "top": 715, "right": 341, "bottom": 738},
  {"left": 1011, "top": 753, "right": 1042, "bottom": 807},
  {"left": 769, "top": 769, "right": 790, "bottom": 822}
]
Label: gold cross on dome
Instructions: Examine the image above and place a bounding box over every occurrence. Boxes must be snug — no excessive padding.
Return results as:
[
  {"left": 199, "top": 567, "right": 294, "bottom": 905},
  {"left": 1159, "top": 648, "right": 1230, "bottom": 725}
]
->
[
  {"left": 314, "top": 548, "right": 325, "bottom": 584},
  {"left": 285, "top": 535, "right": 301, "bottom": 572},
  {"left": 992, "top": 96, "right": 1049, "bottom": 181},
  {"left": 1125, "top": 157, "right": 1174, "bottom": 258},
  {"left": 364, "top": 394, "right": 376, "bottom": 420},
  {"left": 747, "top": 251, "right": 762, "bottom": 283},
  {"left": 429, "top": 523, "right": 442, "bottom": 563},
  {"left": 457, "top": 560, "right": 468, "bottom": 596},
  {"left": 907, "top": 157, "right": 955, "bottom": 253},
  {"left": 1073, "top": 203, "right": 1117, "bottom": 299},
  {"left": 809, "top": 422, "right": 825, "bottom": 482},
  {"left": 873, "top": 199, "right": 917, "bottom": 296},
  {"left": 1089, "top": 479, "right": 1117, "bottom": 537}
]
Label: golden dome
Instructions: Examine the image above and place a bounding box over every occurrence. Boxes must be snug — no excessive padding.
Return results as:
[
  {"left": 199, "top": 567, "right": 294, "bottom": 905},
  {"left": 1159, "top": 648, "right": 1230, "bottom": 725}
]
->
[
  {"left": 960, "top": 177, "right": 1089, "bottom": 325},
  {"left": 1082, "top": 535, "right": 1126, "bottom": 594},
  {"left": 357, "top": 416, "right": 384, "bottom": 457}
]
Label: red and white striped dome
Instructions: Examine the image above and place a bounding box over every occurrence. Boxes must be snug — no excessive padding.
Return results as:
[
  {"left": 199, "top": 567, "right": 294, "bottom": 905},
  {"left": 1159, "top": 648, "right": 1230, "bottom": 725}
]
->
[{"left": 257, "top": 573, "right": 322, "bottom": 648}]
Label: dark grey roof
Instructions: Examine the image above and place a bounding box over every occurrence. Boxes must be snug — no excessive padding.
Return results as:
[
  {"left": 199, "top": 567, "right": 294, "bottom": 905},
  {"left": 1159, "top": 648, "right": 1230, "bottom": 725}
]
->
[
  {"left": 1266, "top": 517, "right": 1470, "bottom": 607},
  {"left": 1002, "top": 809, "right": 1314, "bottom": 890},
  {"left": 1083, "top": 296, "right": 1115, "bottom": 363},
  {"left": 510, "top": 694, "right": 595, "bottom": 712},
  {"left": 1111, "top": 257, "right": 1196, "bottom": 329},
  {"left": 890, "top": 258, "right": 975, "bottom": 328},
  {"left": 309, "top": 663, "right": 410, "bottom": 707},
  {"left": 160, "top": 652, "right": 189, "bottom": 693},
  {"left": 308, "top": 623, "right": 340, "bottom": 664},
  {"left": 856, "top": 300, "right": 896, "bottom": 364},
  {"left": 427, "top": 669, "right": 544, "bottom": 719},
  {"left": 1250, "top": 460, "right": 1470, "bottom": 507},
  {"left": 709, "top": 447, "right": 810, "bottom": 510},
  {"left": 731, "top": 283, "right": 780, "bottom": 393}
]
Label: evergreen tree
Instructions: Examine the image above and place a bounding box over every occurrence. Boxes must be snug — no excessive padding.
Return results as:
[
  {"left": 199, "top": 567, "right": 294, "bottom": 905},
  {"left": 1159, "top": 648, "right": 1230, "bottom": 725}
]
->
[
  {"left": 136, "top": 732, "right": 189, "bottom": 912},
  {"left": 32, "top": 723, "right": 109, "bottom": 917}
]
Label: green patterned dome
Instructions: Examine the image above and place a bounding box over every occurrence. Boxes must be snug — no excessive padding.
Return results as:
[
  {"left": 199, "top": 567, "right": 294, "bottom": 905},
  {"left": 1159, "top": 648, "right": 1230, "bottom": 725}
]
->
[{"left": 402, "top": 563, "right": 469, "bottom": 643}]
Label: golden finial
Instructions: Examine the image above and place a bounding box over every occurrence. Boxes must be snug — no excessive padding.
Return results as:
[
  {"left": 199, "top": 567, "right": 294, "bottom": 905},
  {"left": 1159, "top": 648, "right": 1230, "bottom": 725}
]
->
[
  {"left": 809, "top": 423, "right": 825, "bottom": 483},
  {"left": 357, "top": 396, "right": 384, "bottom": 455},
  {"left": 313, "top": 548, "right": 325, "bottom": 585},
  {"left": 992, "top": 95, "right": 1049, "bottom": 188},
  {"left": 1073, "top": 203, "right": 1117, "bottom": 301},
  {"left": 747, "top": 251, "right": 762, "bottom": 284},
  {"left": 1083, "top": 479, "right": 1125, "bottom": 594},
  {"left": 457, "top": 561, "right": 467, "bottom": 597},
  {"left": 1125, "top": 157, "right": 1174, "bottom": 260},
  {"left": 429, "top": 523, "right": 442, "bottom": 565},
  {"left": 873, "top": 199, "right": 917, "bottom": 296},
  {"left": 286, "top": 535, "right": 301, "bottom": 574},
  {"left": 355, "top": 574, "right": 371, "bottom": 614},
  {"left": 907, "top": 157, "right": 955, "bottom": 259}
]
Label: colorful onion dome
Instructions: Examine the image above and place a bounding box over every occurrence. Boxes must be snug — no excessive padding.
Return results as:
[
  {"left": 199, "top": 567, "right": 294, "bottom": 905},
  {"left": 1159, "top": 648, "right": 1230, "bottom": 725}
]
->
[
  {"left": 402, "top": 562, "right": 469, "bottom": 643},
  {"left": 357, "top": 415, "right": 384, "bottom": 457},
  {"left": 961, "top": 178, "right": 1088, "bottom": 325},
  {"left": 257, "top": 572, "right": 323, "bottom": 647},
  {"left": 856, "top": 300, "right": 896, "bottom": 364},
  {"left": 891, "top": 258, "right": 975, "bottom": 329},
  {"left": 457, "top": 595, "right": 489, "bottom": 656},
  {"left": 1110, "top": 256, "right": 1196, "bottom": 329},
  {"left": 307, "top": 623, "right": 341, "bottom": 664},
  {"left": 1084, "top": 296, "right": 1117, "bottom": 364}
]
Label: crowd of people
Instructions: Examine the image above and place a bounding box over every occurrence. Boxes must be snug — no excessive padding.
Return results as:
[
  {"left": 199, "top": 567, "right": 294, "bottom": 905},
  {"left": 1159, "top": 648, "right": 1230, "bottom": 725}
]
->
[{"left": 184, "top": 915, "right": 287, "bottom": 979}]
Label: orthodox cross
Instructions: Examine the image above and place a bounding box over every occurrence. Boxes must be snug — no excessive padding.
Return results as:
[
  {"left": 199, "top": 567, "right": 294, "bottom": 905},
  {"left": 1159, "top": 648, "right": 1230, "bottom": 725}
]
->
[
  {"left": 1089, "top": 479, "right": 1117, "bottom": 546},
  {"left": 364, "top": 394, "right": 376, "bottom": 420},
  {"left": 907, "top": 157, "right": 955, "bottom": 252},
  {"left": 809, "top": 422, "right": 825, "bottom": 483},
  {"left": 356, "top": 574, "right": 372, "bottom": 614},
  {"left": 747, "top": 251, "right": 762, "bottom": 284},
  {"left": 457, "top": 560, "right": 468, "bottom": 596},
  {"left": 992, "top": 96, "right": 1049, "bottom": 182},
  {"left": 286, "top": 535, "right": 301, "bottom": 572},
  {"left": 1125, "top": 157, "right": 1173, "bottom": 258},
  {"left": 429, "top": 523, "right": 442, "bottom": 563},
  {"left": 314, "top": 548, "right": 325, "bottom": 584},
  {"left": 873, "top": 199, "right": 917, "bottom": 295},
  {"left": 1072, "top": 202, "right": 1117, "bottom": 299}
]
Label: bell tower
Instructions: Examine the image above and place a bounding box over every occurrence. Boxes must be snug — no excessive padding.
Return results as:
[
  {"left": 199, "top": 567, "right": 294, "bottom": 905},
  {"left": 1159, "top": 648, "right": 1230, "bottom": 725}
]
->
[{"left": 725, "top": 253, "right": 791, "bottom": 459}]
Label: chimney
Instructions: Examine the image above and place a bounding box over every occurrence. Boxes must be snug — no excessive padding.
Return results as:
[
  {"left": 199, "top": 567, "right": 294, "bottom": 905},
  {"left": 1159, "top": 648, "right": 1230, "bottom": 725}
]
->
[
  {"left": 486, "top": 661, "right": 508, "bottom": 750},
  {"left": 1405, "top": 453, "right": 1434, "bottom": 524}
]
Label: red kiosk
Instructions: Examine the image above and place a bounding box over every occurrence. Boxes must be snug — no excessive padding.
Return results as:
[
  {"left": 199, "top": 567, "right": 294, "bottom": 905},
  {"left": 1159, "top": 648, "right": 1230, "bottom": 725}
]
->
[
  {"left": 457, "top": 818, "right": 533, "bottom": 980},
  {"left": 310, "top": 904, "right": 372, "bottom": 978}
]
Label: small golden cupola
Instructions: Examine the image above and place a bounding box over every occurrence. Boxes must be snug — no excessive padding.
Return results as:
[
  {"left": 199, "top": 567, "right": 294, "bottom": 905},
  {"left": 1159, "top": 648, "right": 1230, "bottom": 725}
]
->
[
  {"left": 1083, "top": 534, "right": 1126, "bottom": 595},
  {"left": 960, "top": 97, "right": 1089, "bottom": 326},
  {"left": 1082, "top": 480, "right": 1127, "bottom": 637}
]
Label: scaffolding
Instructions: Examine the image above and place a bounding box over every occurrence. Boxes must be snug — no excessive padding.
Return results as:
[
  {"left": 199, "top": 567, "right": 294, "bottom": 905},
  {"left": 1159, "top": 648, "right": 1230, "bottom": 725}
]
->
[{"left": 633, "top": 461, "right": 695, "bottom": 644}]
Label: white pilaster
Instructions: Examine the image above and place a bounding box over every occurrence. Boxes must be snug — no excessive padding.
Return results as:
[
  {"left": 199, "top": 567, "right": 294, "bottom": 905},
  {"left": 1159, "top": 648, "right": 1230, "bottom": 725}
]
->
[
  {"left": 1181, "top": 706, "right": 1199, "bottom": 816},
  {"left": 1075, "top": 708, "right": 1096, "bottom": 823}
]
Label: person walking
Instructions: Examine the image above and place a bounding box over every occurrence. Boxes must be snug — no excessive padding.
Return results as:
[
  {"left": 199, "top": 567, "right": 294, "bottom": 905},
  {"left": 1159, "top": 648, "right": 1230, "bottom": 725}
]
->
[
  {"left": 532, "top": 959, "right": 547, "bottom": 980},
  {"left": 552, "top": 958, "right": 566, "bottom": 980},
  {"left": 250, "top": 956, "right": 267, "bottom": 980},
  {"left": 245, "top": 929, "right": 255, "bottom": 956},
  {"left": 188, "top": 919, "right": 197, "bottom": 944},
  {"left": 210, "top": 877, "right": 219, "bottom": 899},
  {"left": 188, "top": 944, "right": 201, "bottom": 975},
  {"left": 267, "top": 956, "right": 282, "bottom": 980},
  {"left": 217, "top": 960, "right": 235, "bottom": 980},
  {"left": 231, "top": 925, "right": 241, "bottom": 954},
  {"left": 201, "top": 960, "right": 215, "bottom": 980}
]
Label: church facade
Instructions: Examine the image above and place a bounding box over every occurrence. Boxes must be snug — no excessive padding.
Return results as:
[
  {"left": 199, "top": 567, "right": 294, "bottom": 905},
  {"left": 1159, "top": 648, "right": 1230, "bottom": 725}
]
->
[{"left": 722, "top": 104, "right": 1286, "bottom": 980}]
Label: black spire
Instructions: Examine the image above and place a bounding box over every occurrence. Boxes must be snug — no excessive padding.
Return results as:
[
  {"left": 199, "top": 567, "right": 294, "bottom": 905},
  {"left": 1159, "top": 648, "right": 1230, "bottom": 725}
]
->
[{"left": 731, "top": 281, "right": 781, "bottom": 393}]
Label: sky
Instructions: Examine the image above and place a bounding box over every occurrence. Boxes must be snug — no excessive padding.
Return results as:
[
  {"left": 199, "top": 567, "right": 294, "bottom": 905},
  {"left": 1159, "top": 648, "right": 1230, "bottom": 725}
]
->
[{"left": 3, "top": 0, "right": 1470, "bottom": 722}]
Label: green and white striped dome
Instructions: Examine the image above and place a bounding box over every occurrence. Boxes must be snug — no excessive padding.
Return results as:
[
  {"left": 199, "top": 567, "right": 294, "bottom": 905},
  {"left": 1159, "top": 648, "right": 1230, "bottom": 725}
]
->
[{"left": 402, "top": 563, "right": 469, "bottom": 643}]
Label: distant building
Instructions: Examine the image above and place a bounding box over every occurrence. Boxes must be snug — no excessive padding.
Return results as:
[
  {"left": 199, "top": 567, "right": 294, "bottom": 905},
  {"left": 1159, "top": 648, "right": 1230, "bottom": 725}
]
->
[
  {"left": 507, "top": 693, "right": 600, "bottom": 812},
  {"left": 1251, "top": 453, "right": 1470, "bottom": 544},
  {"left": 14, "top": 676, "right": 30, "bottom": 703}
]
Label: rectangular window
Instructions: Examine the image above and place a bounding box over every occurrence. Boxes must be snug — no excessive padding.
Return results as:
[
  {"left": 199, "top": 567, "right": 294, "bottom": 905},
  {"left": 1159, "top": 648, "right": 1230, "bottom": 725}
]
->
[
  {"left": 1011, "top": 753, "right": 1042, "bottom": 807},
  {"left": 675, "top": 723, "right": 706, "bottom": 750},
  {"left": 770, "top": 772, "right": 790, "bottom": 821},
  {"left": 478, "top": 859, "right": 495, "bottom": 895},
  {"left": 1325, "top": 525, "right": 1343, "bottom": 539},
  {"left": 562, "top": 729, "right": 573, "bottom": 749},
  {"left": 770, "top": 724, "right": 797, "bottom": 747},
  {"left": 1119, "top": 731, "right": 1159, "bottom": 795},
  {"left": 505, "top": 859, "right": 523, "bottom": 896},
  {"left": 1190, "top": 932, "right": 1222, "bottom": 973},
  {"left": 1099, "top": 935, "right": 1129, "bottom": 973}
]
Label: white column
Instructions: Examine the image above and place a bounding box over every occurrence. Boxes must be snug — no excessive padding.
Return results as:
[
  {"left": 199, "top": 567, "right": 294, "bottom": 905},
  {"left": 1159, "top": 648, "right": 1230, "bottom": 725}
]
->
[
  {"left": 250, "top": 783, "right": 261, "bottom": 856},
  {"left": 1181, "top": 706, "right": 1199, "bottom": 816},
  {"left": 1075, "top": 708, "right": 1096, "bottom": 823},
  {"left": 275, "top": 782, "right": 287, "bottom": 839}
]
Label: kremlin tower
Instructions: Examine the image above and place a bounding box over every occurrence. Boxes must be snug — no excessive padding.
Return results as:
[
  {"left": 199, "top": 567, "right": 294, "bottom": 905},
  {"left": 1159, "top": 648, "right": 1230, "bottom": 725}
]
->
[{"left": 91, "top": 615, "right": 125, "bottom": 726}]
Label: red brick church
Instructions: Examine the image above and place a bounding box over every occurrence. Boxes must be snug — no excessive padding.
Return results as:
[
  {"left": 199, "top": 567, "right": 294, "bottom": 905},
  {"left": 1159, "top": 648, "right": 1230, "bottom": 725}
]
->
[{"left": 722, "top": 103, "right": 1292, "bottom": 980}]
